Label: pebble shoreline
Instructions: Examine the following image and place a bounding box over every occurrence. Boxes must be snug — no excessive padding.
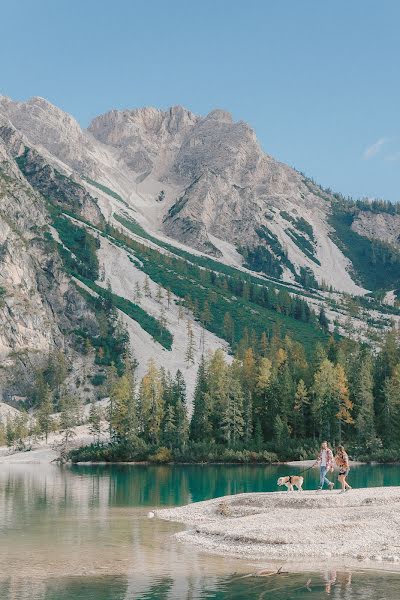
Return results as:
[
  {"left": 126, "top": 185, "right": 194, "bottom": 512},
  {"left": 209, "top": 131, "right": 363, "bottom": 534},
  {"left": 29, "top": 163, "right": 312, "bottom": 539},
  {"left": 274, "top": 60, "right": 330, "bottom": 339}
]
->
[{"left": 156, "top": 487, "right": 400, "bottom": 569}]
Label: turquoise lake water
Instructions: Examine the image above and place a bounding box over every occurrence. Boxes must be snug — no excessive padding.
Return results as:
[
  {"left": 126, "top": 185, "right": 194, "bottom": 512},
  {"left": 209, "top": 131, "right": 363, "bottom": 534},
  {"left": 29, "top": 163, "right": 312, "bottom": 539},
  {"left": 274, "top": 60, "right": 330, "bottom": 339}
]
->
[{"left": 0, "top": 463, "right": 399, "bottom": 599}]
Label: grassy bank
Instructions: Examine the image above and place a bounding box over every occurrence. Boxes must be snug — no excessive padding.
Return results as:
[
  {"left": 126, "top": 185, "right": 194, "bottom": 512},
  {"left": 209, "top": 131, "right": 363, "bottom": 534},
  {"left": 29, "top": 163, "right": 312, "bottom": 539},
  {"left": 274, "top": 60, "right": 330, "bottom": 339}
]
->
[{"left": 69, "top": 440, "right": 400, "bottom": 464}]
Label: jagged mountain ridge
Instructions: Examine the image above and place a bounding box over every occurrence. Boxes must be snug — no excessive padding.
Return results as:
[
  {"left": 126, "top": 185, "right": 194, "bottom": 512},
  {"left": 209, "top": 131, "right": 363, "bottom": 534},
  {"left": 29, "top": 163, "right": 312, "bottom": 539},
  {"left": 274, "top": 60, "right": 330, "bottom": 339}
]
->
[{"left": 1, "top": 95, "right": 393, "bottom": 295}]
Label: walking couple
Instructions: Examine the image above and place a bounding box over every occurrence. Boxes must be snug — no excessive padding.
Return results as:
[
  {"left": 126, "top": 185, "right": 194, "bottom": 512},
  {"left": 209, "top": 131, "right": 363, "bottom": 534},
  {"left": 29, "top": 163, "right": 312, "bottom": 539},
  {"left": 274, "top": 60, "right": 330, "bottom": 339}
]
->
[{"left": 314, "top": 441, "right": 351, "bottom": 493}]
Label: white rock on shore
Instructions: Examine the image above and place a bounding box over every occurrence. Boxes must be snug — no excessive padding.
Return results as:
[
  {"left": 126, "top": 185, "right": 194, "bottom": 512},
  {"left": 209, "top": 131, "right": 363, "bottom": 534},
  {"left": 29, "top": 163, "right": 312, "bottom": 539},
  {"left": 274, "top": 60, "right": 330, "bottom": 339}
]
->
[{"left": 156, "top": 487, "right": 400, "bottom": 569}]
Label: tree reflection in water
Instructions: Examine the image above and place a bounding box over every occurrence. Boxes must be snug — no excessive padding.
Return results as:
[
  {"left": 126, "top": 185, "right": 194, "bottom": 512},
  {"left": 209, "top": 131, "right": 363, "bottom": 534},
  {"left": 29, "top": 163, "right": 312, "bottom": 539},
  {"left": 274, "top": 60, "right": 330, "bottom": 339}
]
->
[{"left": 1, "top": 464, "right": 400, "bottom": 599}]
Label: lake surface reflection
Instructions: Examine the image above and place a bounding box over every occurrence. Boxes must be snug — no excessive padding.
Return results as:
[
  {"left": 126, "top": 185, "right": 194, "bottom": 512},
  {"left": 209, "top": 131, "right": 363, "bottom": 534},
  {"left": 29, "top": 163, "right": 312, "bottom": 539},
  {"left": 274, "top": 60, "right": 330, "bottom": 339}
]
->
[{"left": 0, "top": 463, "right": 399, "bottom": 599}]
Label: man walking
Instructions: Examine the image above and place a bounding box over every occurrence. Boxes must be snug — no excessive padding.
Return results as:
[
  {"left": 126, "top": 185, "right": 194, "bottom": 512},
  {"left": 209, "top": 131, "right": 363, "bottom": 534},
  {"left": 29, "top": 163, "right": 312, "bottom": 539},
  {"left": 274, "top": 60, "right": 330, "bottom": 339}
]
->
[{"left": 315, "top": 441, "right": 335, "bottom": 490}]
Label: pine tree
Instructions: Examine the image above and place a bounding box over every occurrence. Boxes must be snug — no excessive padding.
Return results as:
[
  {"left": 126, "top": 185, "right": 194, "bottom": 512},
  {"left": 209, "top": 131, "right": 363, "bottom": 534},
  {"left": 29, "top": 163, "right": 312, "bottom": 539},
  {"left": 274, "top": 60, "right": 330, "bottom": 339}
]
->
[
  {"left": 273, "top": 414, "right": 290, "bottom": 448},
  {"left": 221, "top": 371, "right": 244, "bottom": 447},
  {"left": 161, "top": 369, "right": 174, "bottom": 411},
  {"left": 190, "top": 356, "right": 212, "bottom": 442},
  {"left": 185, "top": 320, "right": 195, "bottom": 365},
  {"left": 199, "top": 300, "right": 212, "bottom": 353},
  {"left": 172, "top": 370, "right": 189, "bottom": 448},
  {"left": 334, "top": 363, "right": 353, "bottom": 443},
  {"left": 184, "top": 294, "right": 194, "bottom": 313},
  {"left": 241, "top": 348, "right": 256, "bottom": 396},
  {"left": 156, "top": 284, "right": 164, "bottom": 304},
  {"left": 166, "top": 288, "right": 172, "bottom": 309},
  {"left": 178, "top": 304, "right": 185, "bottom": 323},
  {"left": 207, "top": 350, "right": 229, "bottom": 441},
  {"left": 103, "top": 279, "right": 114, "bottom": 313},
  {"left": 106, "top": 363, "right": 118, "bottom": 440},
  {"left": 134, "top": 281, "right": 142, "bottom": 304},
  {"left": 159, "top": 307, "right": 168, "bottom": 335},
  {"left": 162, "top": 404, "right": 176, "bottom": 448},
  {"left": 276, "top": 347, "right": 287, "bottom": 368},
  {"left": 276, "top": 361, "right": 294, "bottom": 421},
  {"left": 312, "top": 358, "right": 338, "bottom": 440},
  {"left": 375, "top": 328, "right": 400, "bottom": 433},
  {"left": 193, "top": 299, "right": 199, "bottom": 319},
  {"left": 254, "top": 357, "right": 273, "bottom": 434},
  {"left": 32, "top": 369, "right": 47, "bottom": 409},
  {"left": 99, "top": 264, "right": 106, "bottom": 282},
  {"left": 88, "top": 399, "right": 103, "bottom": 444},
  {"left": 243, "top": 391, "right": 253, "bottom": 445},
  {"left": 250, "top": 329, "right": 258, "bottom": 354},
  {"left": 109, "top": 373, "right": 137, "bottom": 444},
  {"left": 0, "top": 422, "right": 6, "bottom": 447},
  {"left": 254, "top": 419, "right": 263, "bottom": 450},
  {"left": 260, "top": 332, "right": 268, "bottom": 357},
  {"left": 143, "top": 276, "right": 152, "bottom": 298},
  {"left": 200, "top": 300, "right": 212, "bottom": 328},
  {"left": 223, "top": 312, "right": 235, "bottom": 345},
  {"left": 59, "top": 392, "right": 79, "bottom": 448},
  {"left": 382, "top": 364, "right": 400, "bottom": 446},
  {"left": 138, "top": 359, "right": 164, "bottom": 445},
  {"left": 209, "top": 290, "right": 218, "bottom": 305},
  {"left": 37, "top": 384, "right": 53, "bottom": 443},
  {"left": 354, "top": 354, "right": 376, "bottom": 445},
  {"left": 293, "top": 379, "right": 309, "bottom": 438},
  {"left": 312, "top": 359, "right": 353, "bottom": 442},
  {"left": 256, "top": 358, "right": 273, "bottom": 393},
  {"left": 311, "top": 342, "right": 328, "bottom": 374},
  {"left": 13, "top": 412, "right": 29, "bottom": 450},
  {"left": 284, "top": 336, "right": 308, "bottom": 379},
  {"left": 318, "top": 307, "right": 329, "bottom": 333},
  {"left": 6, "top": 417, "right": 15, "bottom": 448}
]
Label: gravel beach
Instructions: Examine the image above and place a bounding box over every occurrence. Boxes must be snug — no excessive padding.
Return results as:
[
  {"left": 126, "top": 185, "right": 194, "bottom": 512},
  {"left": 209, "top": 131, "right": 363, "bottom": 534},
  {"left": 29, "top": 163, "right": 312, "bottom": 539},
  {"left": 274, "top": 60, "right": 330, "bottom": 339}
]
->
[{"left": 156, "top": 487, "right": 400, "bottom": 569}]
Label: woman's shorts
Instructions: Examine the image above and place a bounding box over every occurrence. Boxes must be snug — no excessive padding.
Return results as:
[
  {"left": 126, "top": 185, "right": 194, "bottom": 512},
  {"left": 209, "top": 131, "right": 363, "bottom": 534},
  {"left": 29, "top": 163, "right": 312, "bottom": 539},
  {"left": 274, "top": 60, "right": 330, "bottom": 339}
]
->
[{"left": 339, "top": 470, "right": 349, "bottom": 477}]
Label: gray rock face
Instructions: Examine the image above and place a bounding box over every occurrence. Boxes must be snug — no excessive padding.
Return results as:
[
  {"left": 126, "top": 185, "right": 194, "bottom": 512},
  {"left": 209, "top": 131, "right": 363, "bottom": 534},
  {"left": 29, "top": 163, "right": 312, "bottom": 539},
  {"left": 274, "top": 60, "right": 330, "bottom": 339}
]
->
[
  {"left": 88, "top": 105, "right": 199, "bottom": 177},
  {"left": 0, "top": 130, "right": 96, "bottom": 400},
  {"left": 0, "top": 96, "right": 95, "bottom": 173},
  {"left": 15, "top": 146, "right": 104, "bottom": 225},
  {"left": 352, "top": 211, "right": 400, "bottom": 248},
  {"left": 88, "top": 104, "right": 331, "bottom": 268}
]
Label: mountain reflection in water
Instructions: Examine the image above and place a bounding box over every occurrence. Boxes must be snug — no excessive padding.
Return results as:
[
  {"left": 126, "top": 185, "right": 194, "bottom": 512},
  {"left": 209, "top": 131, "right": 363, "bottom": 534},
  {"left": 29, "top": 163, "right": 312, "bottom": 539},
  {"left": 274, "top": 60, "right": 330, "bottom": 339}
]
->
[{"left": 0, "top": 463, "right": 399, "bottom": 599}]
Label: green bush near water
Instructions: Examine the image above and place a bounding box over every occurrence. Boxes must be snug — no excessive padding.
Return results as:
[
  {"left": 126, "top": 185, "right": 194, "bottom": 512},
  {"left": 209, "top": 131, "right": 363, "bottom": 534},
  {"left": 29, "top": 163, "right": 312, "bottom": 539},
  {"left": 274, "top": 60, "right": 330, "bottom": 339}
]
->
[{"left": 69, "top": 442, "right": 279, "bottom": 464}]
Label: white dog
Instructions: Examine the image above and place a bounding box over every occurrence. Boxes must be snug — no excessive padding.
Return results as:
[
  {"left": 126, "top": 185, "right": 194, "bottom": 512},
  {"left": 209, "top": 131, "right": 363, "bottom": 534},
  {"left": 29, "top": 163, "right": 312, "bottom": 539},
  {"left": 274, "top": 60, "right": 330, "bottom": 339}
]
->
[{"left": 277, "top": 475, "right": 304, "bottom": 491}]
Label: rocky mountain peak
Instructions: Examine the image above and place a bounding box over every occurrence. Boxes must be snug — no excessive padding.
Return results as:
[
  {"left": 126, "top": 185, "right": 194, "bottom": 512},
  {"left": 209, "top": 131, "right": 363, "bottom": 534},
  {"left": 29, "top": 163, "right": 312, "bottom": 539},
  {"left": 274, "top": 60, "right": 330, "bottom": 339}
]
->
[
  {"left": 88, "top": 104, "right": 198, "bottom": 146},
  {"left": 205, "top": 109, "right": 233, "bottom": 123}
]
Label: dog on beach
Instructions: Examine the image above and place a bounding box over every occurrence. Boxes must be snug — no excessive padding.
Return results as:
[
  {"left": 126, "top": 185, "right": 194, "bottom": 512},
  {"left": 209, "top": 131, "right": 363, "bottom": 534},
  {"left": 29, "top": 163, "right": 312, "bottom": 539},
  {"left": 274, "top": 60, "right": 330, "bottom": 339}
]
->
[{"left": 277, "top": 475, "right": 303, "bottom": 491}]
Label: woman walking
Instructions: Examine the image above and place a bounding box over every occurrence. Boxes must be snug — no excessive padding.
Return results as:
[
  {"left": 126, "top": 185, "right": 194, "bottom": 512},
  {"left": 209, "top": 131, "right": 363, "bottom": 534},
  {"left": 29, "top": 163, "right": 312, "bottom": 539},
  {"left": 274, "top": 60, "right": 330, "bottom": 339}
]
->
[{"left": 335, "top": 445, "right": 352, "bottom": 493}]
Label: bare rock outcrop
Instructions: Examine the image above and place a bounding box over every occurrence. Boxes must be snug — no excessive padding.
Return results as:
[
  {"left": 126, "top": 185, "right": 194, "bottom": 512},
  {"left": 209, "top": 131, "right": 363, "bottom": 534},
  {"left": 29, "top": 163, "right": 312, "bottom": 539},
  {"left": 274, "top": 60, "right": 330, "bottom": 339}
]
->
[
  {"left": 352, "top": 210, "right": 400, "bottom": 249},
  {"left": 0, "top": 132, "right": 97, "bottom": 400}
]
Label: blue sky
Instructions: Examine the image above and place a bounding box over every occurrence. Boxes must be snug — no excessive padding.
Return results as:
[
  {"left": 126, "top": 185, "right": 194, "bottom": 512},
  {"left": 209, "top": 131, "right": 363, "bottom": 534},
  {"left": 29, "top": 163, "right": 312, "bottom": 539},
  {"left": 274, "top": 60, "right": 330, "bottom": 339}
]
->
[{"left": 1, "top": 1, "right": 399, "bottom": 202}]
